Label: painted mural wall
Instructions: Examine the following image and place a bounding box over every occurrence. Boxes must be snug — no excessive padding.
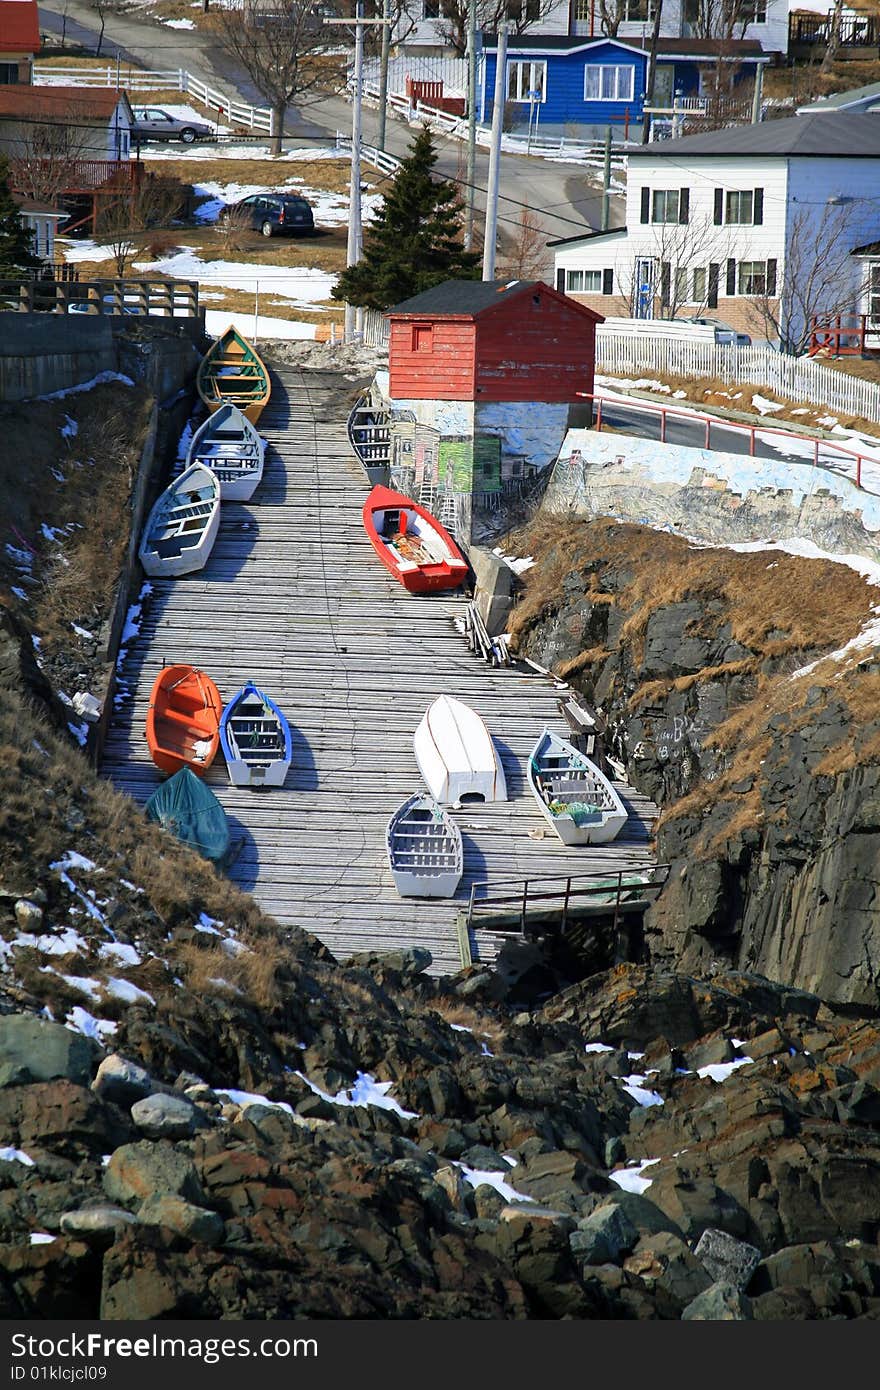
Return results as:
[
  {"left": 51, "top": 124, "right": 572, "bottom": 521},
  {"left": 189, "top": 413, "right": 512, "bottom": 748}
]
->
[
  {"left": 544, "top": 429, "right": 880, "bottom": 566},
  {"left": 376, "top": 372, "right": 575, "bottom": 543}
]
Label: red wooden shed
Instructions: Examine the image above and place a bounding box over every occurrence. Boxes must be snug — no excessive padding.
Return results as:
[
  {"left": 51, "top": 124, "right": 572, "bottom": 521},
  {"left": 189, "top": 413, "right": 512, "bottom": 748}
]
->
[{"left": 387, "top": 278, "right": 603, "bottom": 404}]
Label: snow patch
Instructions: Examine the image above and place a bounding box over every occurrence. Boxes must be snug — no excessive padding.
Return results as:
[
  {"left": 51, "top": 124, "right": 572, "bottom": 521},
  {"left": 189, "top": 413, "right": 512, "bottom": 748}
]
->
[
  {"left": 609, "top": 1157, "right": 660, "bottom": 1194},
  {"left": 65, "top": 1007, "right": 118, "bottom": 1044}
]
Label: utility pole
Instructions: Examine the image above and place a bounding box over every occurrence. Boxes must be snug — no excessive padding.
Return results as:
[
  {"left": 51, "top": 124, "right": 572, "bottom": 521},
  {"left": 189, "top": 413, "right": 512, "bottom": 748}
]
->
[
  {"left": 464, "top": 0, "right": 477, "bottom": 251},
  {"left": 482, "top": 23, "right": 507, "bottom": 282},
  {"left": 601, "top": 125, "right": 612, "bottom": 231},
  {"left": 326, "top": 6, "right": 394, "bottom": 343},
  {"left": 377, "top": 0, "right": 392, "bottom": 152},
  {"left": 641, "top": 0, "right": 664, "bottom": 145},
  {"left": 751, "top": 61, "right": 764, "bottom": 124}
]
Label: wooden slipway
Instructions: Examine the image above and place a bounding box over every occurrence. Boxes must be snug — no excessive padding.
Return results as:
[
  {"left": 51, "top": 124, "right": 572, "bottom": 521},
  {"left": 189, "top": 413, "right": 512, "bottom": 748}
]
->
[{"left": 102, "top": 366, "right": 658, "bottom": 975}]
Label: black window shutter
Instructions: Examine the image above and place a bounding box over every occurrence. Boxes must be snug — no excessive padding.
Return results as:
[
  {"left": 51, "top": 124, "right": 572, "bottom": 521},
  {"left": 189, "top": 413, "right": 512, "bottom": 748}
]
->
[
  {"left": 602, "top": 267, "right": 613, "bottom": 295},
  {"left": 556, "top": 267, "right": 565, "bottom": 293},
  {"left": 679, "top": 187, "right": 690, "bottom": 224},
  {"left": 714, "top": 188, "right": 723, "bottom": 224},
  {"left": 640, "top": 187, "right": 650, "bottom": 223},
  {"left": 753, "top": 188, "right": 764, "bottom": 225},
  {"left": 708, "top": 263, "right": 720, "bottom": 309},
  {"left": 766, "top": 258, "right": 777, "bottom": 296},
  {"left": 660, "top": 261, "right": 671, "bottom": 306},
  {"left": 726, "top": 257, "right": 736, "bottom": 297}
]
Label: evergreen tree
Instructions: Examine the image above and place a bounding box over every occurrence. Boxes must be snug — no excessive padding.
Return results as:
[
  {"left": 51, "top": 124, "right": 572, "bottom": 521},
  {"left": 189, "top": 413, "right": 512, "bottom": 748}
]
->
[
  {"left": 333, "top": 128, "right": 480, "bottom": 311},
  {"left": 0, "top": 155, "right": 40, "bottom": 275}
]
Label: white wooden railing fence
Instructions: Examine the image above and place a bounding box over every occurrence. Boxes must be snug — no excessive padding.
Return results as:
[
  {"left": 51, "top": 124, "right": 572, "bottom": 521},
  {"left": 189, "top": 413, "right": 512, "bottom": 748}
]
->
[
  {"left": 34, "top": 64, "right": 274, "bottom": 133},
  {"left": 357, "top": 314, "right": 880, "bottom": 425}
]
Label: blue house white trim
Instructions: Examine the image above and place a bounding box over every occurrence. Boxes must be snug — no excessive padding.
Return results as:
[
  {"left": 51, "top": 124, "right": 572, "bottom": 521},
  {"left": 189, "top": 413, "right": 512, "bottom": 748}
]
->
[{"left": 480, "top": 37, "right": 648, "bottom": 132}]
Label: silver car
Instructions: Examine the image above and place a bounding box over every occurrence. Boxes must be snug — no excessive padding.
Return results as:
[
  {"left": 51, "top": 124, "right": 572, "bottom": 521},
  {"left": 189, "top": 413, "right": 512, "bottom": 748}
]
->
[{"left": 131, "top": 106, "right": 214, "bottom": 144}]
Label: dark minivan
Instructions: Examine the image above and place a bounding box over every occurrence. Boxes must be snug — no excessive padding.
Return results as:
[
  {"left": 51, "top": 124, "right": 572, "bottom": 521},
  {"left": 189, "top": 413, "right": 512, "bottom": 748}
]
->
[{"left": 222, "top": 193, "right": 315, "bottom": 238}]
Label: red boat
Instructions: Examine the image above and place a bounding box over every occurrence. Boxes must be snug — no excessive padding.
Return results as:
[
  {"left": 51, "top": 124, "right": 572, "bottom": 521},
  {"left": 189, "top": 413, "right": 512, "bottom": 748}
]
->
[
  {"left": 145, "top": 664, "right": 223, "bottom": 777},
  {"left": 361, "top": 485, "right": 468, "bottom": 594}
]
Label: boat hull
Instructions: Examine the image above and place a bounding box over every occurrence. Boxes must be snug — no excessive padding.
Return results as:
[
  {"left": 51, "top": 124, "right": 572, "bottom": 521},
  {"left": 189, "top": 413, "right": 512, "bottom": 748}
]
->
[
  {"left": 527, "top": 727, "right": 627, "bottom": 846},
  {"left": 146, "top": 665, "right": 223, "bottom": 777},
  {"left": 362, "top": 484, "right": 467, "bottom": 594},
  {"left": 220, "top": 682, "right": 292, "bottom": 788},
  {"left": 187, "top": 404, "right": 265, "bottom": 502},
  {"left": 386, "top": 793, "right": 463, "bottom": 898},
  {"left": 138, "top": 463, "right": 220, "bottom": 578},
  {"left": 197, "top": 325, "right": 271, "bottom": 427},
  {"left": 414, "top": 694, "right": 506, "bottom": 804}
]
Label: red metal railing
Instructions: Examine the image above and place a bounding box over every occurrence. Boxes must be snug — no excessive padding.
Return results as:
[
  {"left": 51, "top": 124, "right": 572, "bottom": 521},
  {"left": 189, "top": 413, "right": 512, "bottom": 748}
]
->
[{"left": 579, "top": 390, "right": 875, "bottom": 493}]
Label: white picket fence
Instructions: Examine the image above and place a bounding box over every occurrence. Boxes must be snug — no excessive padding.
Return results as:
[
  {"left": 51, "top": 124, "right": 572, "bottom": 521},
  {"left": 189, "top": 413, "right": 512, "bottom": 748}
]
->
[
  {"left": 33, "top": 64, "right": 274, "bottom": 133},
  {"left": 595, "top": 332, "right": 880, "bottom": 424}
]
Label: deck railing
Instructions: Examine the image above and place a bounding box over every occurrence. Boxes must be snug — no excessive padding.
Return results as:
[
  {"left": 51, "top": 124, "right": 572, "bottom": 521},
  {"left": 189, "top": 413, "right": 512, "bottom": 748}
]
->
[
  {"left": 33, "top": 65, "right": 274, "bottom": 133},
  {"left": 465, "top": 865, "right": 670, "bottom": 937},
  {"left": 0, "top": 277, "right": 200, "bottom": 317}
]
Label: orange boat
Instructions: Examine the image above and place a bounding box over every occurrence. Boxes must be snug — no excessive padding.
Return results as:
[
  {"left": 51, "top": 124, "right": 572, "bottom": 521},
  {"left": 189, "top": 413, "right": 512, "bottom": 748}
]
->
[{"left": 145, "top": 664, "right": 223, "bottom": 777}]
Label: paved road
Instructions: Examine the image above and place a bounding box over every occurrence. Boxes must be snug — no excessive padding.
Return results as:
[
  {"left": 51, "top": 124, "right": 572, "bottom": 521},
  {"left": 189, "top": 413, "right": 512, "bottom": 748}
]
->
[
  {"left": 38, "top": 2, "right": 622, "bottom": 247},
  {"left": 596, "top": 393, "right": 876, "bottom": 492}
]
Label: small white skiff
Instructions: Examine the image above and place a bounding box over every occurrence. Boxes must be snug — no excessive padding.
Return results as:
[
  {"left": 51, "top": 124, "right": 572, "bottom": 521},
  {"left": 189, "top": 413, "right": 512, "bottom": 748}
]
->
[
  {"left": 187, "top": 404, "right": 265, "bottom": 502},
  {"left": 386, "top": 793, "right": 463, "bottom": 898},
  {"left": 138, "top": 463, "right": 220, "bottom": 578},
  {"left": 527, "top": 726, "right": 627, "bottom": 845},
  {"left": 413, "top": 694, "right": 507, "bottom": 804}
]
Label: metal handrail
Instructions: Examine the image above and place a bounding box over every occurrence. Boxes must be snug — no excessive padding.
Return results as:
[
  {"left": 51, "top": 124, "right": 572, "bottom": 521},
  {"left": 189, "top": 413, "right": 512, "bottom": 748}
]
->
[{"left": 466, "top": 864, "right": 670, "bottom": 934}]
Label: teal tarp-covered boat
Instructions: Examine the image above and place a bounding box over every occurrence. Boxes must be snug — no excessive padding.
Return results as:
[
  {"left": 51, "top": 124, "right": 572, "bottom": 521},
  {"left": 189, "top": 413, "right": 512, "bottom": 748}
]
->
[{"left": 145, "top": 765, "right": 230, "bottom": 865}]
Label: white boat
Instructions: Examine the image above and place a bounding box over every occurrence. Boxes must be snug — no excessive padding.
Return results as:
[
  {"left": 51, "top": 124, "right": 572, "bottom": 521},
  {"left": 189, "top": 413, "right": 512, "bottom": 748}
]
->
[
  {"left": 527, "top": 726, "right": 627, "bottom": 846},
  {"left": 187, "top": 404, "right": 265, "bottom": 502},
  {"left": 386, "top": 794, "right": 463, "bottom": 898},
  {"left": 414, "top": 694, "right": 507, "bottom": 804},
  {"left": 220, "top": 681, "right": 292, "bottom": 788},
  {"left": 138, "top": 463, "right": 220, "bottom": 578}
]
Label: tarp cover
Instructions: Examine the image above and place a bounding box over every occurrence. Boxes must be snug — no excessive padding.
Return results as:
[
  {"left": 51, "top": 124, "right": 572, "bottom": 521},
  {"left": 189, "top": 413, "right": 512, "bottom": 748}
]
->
[{"left": 145, "top": 766, "right": 230, "bottom": 865}]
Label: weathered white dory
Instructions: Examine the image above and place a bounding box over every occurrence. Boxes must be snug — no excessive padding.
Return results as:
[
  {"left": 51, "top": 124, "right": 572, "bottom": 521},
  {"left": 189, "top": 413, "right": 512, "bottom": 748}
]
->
[
  {"left": 220, "top": 681, "right": 292, "bottom": 788},
  {"left": 138, "top": 463, "right": 220, "bottom": 578},
  {"left": 386, "top": 794, "right": 463, "bottom": 898},
  {"left": 187, "top": 404, "right": 265, "bottom": 502},
  {"left": 414, "top": 694, "right": 507, "bottom": 804},
  {"left": 527, "top": 726, "right": 627, "bottom": 845}
]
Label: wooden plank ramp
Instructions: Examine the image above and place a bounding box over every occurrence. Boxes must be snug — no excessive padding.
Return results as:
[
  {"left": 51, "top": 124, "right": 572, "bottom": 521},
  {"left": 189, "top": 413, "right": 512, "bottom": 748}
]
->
[{"left": 101, "top": 365, "right": 658, "bottom": 976}]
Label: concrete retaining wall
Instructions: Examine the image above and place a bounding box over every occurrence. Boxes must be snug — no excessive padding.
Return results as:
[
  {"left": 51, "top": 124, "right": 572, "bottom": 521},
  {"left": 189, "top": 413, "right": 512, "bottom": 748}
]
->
[
  {"left": 0, "top": 314, "right": 204, "bottom": 404},
  {"left": 544, "top": 429, "right": 880, "bottom": 568}
]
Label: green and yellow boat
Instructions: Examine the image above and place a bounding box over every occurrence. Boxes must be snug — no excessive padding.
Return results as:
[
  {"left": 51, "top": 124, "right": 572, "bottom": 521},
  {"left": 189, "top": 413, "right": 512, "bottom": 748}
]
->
[{"left": 196, "top": 324, "right": 271, "bottom": 426}]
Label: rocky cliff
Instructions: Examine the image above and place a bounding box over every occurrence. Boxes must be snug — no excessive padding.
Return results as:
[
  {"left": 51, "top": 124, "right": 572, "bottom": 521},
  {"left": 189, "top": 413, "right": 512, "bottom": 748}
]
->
[{"left": 509, "top": 515, "right": 880, "bottom": 1008}]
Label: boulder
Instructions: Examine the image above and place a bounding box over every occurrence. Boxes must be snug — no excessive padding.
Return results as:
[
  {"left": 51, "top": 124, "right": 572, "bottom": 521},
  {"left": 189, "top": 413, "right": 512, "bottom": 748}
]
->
[
  {"left": 597, "top": 1192, "right": 685, "bottom": 1240},
  {"left": 623, "top": 1232, "right": 713, "bottom": 1313},
  {"left": 137, "top": 1195, "right": 225, "bottom": 1245},
  {"left": 570, "top": 1204, "right": 638, "bottom": 1265},
  {"left": 14, "top": 900, "right": 43, "bottom": 931},
  {"left": 59, "top": 1206, "right": 138, "bottom": 1246},
  {"left": 92, "top": 1055, "right": 155, "bottom": 1108},
  {"left": 682, "top": 1281, "right": 753, "bottom": 1320},
  {"left": 343, "top": 947, "right": 432, "bottom": 975},
  {"left": 130, "top": 1094, "right": 208, "bottom": 1140},
  {"left": 694, "top": 1228, "right": 761, "bottom": 1291},
  {"left": 0, "top": 1015, "right": 98, "bottom": 1089},
  {"left": 103, "top": 1142, "right": 205, "bottom": 1208}
]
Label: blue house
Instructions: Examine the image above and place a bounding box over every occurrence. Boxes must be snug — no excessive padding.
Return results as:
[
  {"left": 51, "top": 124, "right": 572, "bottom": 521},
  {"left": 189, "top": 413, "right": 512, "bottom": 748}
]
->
[{"left": 479, "top": 36, "right": 648, "bottom": 138}]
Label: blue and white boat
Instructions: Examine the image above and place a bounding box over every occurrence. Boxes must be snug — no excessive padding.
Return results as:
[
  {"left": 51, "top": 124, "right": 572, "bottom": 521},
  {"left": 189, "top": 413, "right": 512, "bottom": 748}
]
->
[
  {"left": 220, "top": 681, "right": 292, "bottom": 787},
  {"left": 527, "top": 726, "right": 627, "bottom": 846}
]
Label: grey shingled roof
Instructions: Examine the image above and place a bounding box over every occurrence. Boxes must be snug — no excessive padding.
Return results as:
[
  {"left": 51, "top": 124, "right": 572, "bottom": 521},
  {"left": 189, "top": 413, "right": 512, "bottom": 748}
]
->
[
  {"left": 798, "top": 80, "right": 880, "bottom": 114},
  {"left": 390, "top": 279, "right": 537, "bottom": 315},
  {"left": 628, "top": 111, "right": 880, "bottom": 159}
]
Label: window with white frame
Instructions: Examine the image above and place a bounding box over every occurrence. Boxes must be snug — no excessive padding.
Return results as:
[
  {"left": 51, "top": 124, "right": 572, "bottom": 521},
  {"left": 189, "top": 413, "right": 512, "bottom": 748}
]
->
[
  {"left": 738, "top": 260, "right": 768, "bottom": 295},
  {"left": 566, "top": 269, "right": 603, "bottom": 293},
  {"left": 726, "top": 190, "right": 754, "bottom": 224},
  {"left": 652, "top": 189, "right": 682, "bottom": 223},
  {"left": 675, "top": 266, "right": 689, "bottom": 303},
  {"left": 507, "top": 60, "right": 547, "bottom": 102},
  {"left": 623, "top": 0, "right": 657, "bottom": 18},
  {"left": 738, "top": 0, "right": 767, "bottom": 22},
  {"left": 584, "top": 64, "right": 635, "bottom": 102},
  {"left": 692, "top": 267, "right": 707, "bottom": 302}
]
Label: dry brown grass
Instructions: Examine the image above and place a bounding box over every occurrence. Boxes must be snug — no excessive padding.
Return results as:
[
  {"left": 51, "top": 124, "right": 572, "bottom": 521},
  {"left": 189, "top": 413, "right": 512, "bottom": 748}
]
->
[
  {"left": 428, "top": 996, "right": 506, "bottom": 1049},
  {"left": 557, "top": 646, "right": 611, "bottom": 679},
  {"left": 628, "top": 660, "right": 756, "bottom": 712},
  {"left": 611, "top": 370, "right": 880, "bottom": 439}
]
